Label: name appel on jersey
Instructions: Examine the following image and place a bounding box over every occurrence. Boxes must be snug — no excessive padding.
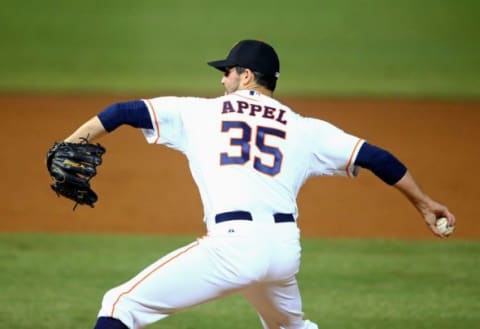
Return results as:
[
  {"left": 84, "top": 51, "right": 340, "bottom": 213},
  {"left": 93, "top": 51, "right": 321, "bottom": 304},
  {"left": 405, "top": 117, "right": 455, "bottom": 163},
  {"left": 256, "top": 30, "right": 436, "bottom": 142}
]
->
[{"left": 221, "top": 100, "right": 288, "bottom": 125}]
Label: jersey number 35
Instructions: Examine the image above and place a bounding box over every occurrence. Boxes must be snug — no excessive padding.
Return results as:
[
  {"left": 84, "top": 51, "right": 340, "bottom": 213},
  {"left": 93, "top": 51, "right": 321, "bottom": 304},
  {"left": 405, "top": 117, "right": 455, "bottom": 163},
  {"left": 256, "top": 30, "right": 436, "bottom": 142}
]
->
[{"left": 220, "top": 121, "right": 285, "bottom": 176}]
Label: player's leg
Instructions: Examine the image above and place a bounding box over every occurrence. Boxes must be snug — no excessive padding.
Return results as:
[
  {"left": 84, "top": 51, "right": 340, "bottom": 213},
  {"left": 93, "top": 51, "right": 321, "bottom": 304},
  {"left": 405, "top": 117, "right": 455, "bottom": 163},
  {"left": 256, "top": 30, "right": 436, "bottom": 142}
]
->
[
  {"left": 95, "top": 238, "right": 242, "bottom": 329},
  {"left": 241, "top": 278, "right": 318, "bottom": 329}
]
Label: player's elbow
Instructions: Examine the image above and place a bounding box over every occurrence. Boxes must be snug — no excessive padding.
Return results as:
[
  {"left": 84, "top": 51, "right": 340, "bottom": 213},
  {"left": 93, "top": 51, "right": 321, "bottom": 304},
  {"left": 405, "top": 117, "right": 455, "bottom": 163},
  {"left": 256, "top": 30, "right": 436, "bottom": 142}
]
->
[
  {"left": 97, "top": 101, "right": 153, "bottom": 132},
  {"left": 355, "top": 142, "right": 407, "bottom": 185}
]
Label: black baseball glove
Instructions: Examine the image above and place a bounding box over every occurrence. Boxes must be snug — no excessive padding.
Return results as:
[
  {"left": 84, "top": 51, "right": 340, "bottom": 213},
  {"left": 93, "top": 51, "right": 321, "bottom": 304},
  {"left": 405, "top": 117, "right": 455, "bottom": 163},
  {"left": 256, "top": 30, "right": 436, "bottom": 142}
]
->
[{"left": 46, "top": 139, "right": 106, "bottom": 209}]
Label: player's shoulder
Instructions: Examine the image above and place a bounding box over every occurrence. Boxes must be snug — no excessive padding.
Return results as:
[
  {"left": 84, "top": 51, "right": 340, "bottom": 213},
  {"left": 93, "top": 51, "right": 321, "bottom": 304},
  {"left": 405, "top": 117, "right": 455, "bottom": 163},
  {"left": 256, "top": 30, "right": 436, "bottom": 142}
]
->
[
  {"left": 146, "top": 95, "right": 212, "bottom": 104},
  {"left": 295, "top": 115, "right": 348, "bottom": 140},
  {"left": 144, "top": 95, "right": 218, "bottom": 114}
]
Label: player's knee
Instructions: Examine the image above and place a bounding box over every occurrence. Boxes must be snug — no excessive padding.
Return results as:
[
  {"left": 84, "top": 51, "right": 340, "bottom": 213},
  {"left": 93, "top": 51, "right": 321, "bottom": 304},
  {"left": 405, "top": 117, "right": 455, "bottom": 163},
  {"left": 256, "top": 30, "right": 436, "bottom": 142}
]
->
[
  {"left": 100, "top": 288, "right": 118, "bottom": 310},
  {"left": 98, "top": 288, "right": 135, "bottom": 327}
]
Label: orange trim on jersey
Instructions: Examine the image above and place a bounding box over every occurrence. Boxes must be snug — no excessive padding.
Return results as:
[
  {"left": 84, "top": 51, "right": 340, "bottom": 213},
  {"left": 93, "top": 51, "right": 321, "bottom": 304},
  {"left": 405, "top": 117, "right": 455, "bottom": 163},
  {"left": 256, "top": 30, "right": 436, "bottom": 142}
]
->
[
  {"left": 145, "top": 99, "right": 161, "bottom": 143},
  {"left": 345, "top": 139, "right": 363, "bottom": 178},
  {"left": 110, "top": 240, "right": 200, "bottom": 317}
]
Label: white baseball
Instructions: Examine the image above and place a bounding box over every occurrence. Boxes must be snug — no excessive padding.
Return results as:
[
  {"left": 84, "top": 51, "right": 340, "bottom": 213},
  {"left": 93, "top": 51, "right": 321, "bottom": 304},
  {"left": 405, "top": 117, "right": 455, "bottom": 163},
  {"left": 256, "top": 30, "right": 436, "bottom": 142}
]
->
[{"left": 436, "top": 217, "right": 454, "bottom": 236}]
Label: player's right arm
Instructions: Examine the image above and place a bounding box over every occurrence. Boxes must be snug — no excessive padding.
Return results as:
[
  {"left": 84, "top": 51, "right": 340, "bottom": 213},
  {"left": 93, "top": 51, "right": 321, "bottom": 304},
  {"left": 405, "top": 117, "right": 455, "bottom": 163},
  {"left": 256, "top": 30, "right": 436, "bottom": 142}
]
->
[
  {"left": 354, "top": 142, "right": 456, "bottom": 237},
  {"left": 65, "top": 101, "right": 152, "bottom": 143},
  {"left": 392, "top": 170, "right": 455, "bottom": 237}
]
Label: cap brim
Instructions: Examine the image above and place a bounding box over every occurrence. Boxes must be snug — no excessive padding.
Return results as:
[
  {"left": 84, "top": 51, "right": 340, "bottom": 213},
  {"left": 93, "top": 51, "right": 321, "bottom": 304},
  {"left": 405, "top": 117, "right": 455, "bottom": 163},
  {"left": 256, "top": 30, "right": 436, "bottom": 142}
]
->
[{"left": 207, "top": 59, "right": 234, "bottom": 72}]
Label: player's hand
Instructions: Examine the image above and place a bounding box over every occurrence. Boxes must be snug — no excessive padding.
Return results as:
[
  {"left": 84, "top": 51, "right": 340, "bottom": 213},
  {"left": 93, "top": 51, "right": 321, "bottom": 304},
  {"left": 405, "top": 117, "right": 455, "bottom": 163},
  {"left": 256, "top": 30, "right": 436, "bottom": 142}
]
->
[{"left": 419, "top": 197, "right": 456, "bottom": 237}]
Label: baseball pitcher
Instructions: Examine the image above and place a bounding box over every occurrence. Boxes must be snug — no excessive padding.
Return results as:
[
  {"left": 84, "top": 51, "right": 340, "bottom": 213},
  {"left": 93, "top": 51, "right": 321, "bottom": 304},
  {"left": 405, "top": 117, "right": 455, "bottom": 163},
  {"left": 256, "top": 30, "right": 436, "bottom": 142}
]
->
[{"left": 46, "top": 40, "right": 456, "bottom": 329}]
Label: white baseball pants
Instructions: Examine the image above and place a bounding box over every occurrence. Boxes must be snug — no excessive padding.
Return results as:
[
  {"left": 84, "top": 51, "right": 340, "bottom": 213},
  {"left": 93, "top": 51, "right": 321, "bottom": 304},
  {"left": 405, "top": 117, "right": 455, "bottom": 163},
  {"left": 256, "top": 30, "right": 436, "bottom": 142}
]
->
[{"left": 98, "top": 220, "right": 318, "bottom": 329}]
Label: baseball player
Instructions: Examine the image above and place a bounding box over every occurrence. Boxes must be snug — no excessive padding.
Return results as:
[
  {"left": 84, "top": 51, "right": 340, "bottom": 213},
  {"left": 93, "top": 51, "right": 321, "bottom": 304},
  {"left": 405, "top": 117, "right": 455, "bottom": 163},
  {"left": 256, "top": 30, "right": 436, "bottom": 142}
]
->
[{"left": 60, "top": 40, "right": 456, "bottom": 329}]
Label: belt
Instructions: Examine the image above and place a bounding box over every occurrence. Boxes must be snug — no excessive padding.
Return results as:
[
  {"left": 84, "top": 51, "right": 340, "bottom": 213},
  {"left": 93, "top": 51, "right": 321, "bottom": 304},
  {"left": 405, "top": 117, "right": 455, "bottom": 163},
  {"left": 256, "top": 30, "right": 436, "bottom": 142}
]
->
[{"left": 215, "top": 211, "right": 295, "bottom": 224}]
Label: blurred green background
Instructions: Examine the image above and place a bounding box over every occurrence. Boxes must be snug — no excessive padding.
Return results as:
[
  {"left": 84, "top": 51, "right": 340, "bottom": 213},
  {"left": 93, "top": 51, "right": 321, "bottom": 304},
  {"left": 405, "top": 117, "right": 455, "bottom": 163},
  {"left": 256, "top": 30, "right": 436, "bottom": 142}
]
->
[{"left": 1, "top": 0, "right": 479, "bottom": 98}]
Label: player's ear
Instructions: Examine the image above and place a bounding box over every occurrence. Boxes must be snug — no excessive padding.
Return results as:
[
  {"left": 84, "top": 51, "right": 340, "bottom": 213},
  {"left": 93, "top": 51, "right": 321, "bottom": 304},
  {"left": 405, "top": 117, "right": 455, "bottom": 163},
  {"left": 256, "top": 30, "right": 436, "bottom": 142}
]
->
[{"left": 242, "top": 68, "right": 255, "bottom": 84}]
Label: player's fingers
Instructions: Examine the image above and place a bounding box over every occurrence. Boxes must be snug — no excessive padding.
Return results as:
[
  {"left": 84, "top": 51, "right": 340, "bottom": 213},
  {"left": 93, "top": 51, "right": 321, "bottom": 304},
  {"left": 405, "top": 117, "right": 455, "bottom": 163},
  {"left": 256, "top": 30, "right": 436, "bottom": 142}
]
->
[
  {"left": 431, "top": 201, "right": 456, "bottom": 227},
  {"left": 444, "top": 211, "right": 456, "bottom": 226},
  {"left": 424, "top": 214, "right": 445, "bottom": 238},
  {"left": 430, "top": 224, "right": 446, "bottom": 238},
  {"left": 435, "top": 208, "right": 456, "bottom": 227}
]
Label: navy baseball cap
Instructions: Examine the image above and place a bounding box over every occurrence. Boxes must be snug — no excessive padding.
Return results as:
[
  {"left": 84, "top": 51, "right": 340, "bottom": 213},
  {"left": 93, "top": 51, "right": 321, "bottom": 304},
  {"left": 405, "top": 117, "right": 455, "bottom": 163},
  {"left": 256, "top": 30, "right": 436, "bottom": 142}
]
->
[{"left": 208, "top": 40, "right": 280, "bottom": 79}]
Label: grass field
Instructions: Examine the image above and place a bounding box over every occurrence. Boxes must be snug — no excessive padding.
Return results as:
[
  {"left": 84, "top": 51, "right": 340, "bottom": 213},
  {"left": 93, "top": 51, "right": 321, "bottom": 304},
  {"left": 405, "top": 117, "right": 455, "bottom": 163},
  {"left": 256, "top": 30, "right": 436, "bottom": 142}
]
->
[
  {"left": 1, "top": 233, "right": 479, "bottom": 329},
  {"left": 1, "top": 0, "right": 479, "bottom": 98}
]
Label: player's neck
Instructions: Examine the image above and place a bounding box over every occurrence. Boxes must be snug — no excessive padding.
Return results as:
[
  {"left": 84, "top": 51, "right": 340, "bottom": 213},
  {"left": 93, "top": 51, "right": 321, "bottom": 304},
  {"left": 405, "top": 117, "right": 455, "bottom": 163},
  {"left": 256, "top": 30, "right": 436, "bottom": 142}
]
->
[{"left": 240, "top": 84, "right": 273, "bottom": 98}]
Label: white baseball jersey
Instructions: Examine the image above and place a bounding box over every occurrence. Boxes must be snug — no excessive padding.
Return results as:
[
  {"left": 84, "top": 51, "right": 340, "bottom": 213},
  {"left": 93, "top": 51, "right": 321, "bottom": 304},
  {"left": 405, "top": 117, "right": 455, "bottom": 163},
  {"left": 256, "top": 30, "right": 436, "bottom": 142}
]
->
[
  {"left": 98, "top": 90, "right": 364, "bottom": 329},
  {"left": 143, "top": 89, "right": 364, "bottom": 227}
]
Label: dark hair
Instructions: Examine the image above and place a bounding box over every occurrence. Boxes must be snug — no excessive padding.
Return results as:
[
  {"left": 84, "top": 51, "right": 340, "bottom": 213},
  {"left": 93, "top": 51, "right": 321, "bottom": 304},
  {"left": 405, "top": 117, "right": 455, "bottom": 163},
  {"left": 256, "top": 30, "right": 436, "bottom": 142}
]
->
[{"left": 235, "top": 67, "right": 277, "bottom": 92}]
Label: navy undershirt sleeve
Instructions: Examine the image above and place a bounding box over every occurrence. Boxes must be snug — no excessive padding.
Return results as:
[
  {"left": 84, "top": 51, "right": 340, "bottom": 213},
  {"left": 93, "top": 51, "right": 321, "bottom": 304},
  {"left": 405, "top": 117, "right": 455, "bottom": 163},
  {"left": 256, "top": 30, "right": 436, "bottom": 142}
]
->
[
  {"left": 354, "top": 142, "right": 407, "bottom": 185},
  {"left": 97, "top": 100, "right": 153, "bottom": 132}
]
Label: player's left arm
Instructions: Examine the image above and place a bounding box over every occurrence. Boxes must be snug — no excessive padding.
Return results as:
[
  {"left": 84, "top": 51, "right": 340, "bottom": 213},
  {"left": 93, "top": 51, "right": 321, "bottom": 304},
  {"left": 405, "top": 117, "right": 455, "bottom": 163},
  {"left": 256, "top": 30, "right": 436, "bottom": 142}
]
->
[
  {"left": 354, "top": 142, "right": 456, "bottom": 237},
  {"left": 49, "top": 102, "right": 150, "bottom": 208},
  {"left": 65, "top": 100, "right": 152, "bottom": 143},
  {"left": 65, "top": 116, "right": 107, "bottom": 143}
]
